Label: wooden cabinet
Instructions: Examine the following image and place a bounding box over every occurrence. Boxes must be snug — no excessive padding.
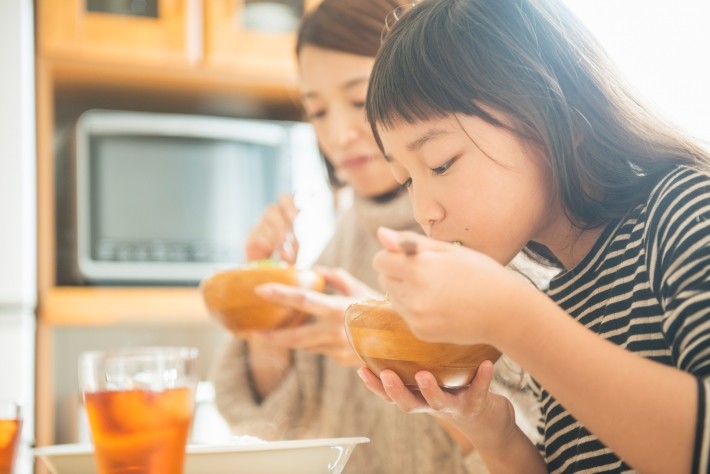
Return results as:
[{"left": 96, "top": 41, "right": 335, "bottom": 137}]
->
[
  {"left": 38, "top": 0, "right": 197, "bottom": 66},
  {"left": 33, "top": 0, "right": 321, "bottom": 459},
  {"left": 204, "top": 0, "right": 320, "bottom": 81},
  {"left": 37, "top": 0, "right": 322, "bottom": 87}
]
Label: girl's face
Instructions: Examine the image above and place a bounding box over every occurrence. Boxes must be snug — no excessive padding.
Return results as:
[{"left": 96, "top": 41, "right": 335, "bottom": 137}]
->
[
  {"left": 377, "top": 111, "right": 563, "bottom": 264},
  {"left": 298, "top": 45, "right": 400, "bottom": 197}
]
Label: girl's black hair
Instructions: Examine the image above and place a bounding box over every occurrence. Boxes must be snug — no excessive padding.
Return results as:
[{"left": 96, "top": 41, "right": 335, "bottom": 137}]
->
[{"left": 367, "top": 0, "right": 710, "bottom": 264}]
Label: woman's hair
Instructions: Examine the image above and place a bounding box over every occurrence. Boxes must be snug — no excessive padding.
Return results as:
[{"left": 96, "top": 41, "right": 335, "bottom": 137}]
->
[
  {"left": 366, "top": 0, "right": 710, "bottom": 264},
  {"left": 296, "top": 0, "right": 406, "bottom": 188}
]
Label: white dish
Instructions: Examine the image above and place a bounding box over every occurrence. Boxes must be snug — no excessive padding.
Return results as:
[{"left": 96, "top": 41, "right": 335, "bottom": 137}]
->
[{"left": 33, "top": 437, "right": 370, "bottom": 474}]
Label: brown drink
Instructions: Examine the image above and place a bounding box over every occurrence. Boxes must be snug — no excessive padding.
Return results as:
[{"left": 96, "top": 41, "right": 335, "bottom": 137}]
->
[
  {"left": 0, "top": 401, "right": 22, "bottom": 474},
  {"left": 79, "top": 347, "right": 198, "bottom": 474},
  {"left": 84, "top": 388, "right": 192, "bottom": 474}
]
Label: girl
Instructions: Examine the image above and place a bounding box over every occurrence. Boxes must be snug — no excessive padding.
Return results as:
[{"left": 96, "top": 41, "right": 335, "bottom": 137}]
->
[
  {"left": 359, "top": 0, "right": 710, "bottom": 473},
  {"left": 211, "top": 0, "right": 539, "bottom": 471}
]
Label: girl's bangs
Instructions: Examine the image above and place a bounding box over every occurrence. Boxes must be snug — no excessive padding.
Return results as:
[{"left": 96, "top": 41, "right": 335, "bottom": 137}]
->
[
  {"left": 367, "top": 51, "right": 455, "bottom": 131},
  {"left": 367, "top": 4, "right": 467, "bottom": 132}
]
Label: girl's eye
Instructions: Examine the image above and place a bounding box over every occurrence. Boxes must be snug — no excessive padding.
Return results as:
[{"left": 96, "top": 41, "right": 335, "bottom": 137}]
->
[
  {"left": 431, "top": 157, "right": 458, "bottom": 176},
  {"left": 352, "top": 101, "right": 365, "bottom": 109},
  {"left": 402, "top": 177, "right": 413, "bottom": 188}
]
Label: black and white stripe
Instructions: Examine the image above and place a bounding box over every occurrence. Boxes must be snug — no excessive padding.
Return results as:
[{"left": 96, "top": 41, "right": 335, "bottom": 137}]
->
[{"left": 532, "top": 166, "right": 710, "bottom": 473}]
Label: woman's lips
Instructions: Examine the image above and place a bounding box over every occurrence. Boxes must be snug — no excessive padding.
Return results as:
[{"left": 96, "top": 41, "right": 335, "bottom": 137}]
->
[{"left": 338, "top": 155, "right": 373, "bottom": 171}]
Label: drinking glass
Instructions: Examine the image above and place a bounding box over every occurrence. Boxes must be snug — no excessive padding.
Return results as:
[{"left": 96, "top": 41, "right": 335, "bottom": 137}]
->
[
  {"left": 79, "top": 347, "right": 199, "bottom": 474},
  {"left": 0, "top": 400, "right": 22, "bottom": 474}
]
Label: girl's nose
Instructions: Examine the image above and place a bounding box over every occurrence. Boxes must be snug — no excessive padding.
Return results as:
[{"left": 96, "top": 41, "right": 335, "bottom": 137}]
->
[{"left": 411, "top": 187, "right": 444, "bottom": 234}]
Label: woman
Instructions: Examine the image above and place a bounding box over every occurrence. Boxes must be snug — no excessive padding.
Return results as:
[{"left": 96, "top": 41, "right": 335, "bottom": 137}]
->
[{"left": 210, "top": 1, "right": 538, "bottom": 472}]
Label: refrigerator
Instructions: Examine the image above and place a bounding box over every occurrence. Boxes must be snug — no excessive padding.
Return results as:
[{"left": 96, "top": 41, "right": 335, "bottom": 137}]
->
[{"left": 0, "top": 0, "right": 36, "bottom": 473}]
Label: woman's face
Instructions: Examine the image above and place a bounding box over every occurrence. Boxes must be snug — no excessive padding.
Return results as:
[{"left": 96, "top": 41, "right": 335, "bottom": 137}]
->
[
  {"left": 298, "top": 45, "right": 400, "bottom": 197},
  {"left": 376, "top": 110, "right": 564, "bottom": 264}
]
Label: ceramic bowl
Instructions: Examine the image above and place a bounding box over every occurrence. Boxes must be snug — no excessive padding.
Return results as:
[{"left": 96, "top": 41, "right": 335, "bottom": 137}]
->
[
  {"left": 201, "top": 261, "right": 325, "bottom": 335},
  {"left": 344, "top": 300, "right": 501, "bottom": 388}
]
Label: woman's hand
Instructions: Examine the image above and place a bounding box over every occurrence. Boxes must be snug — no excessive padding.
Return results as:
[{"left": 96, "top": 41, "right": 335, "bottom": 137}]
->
[
  {"left": 373, "top": 227, "right": 532, "bottom": 346},
  {"left": 248, "top": 267, "right": 381, "bottom": 366},
  {"left": 245, "top": 194, "right": 300, "bottom": 264}
]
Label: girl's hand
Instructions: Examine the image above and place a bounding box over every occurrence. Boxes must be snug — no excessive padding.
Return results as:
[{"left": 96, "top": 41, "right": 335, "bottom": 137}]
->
[
  {"left": 373, "top": 227, "right": 530, "bottom": 346},
  {"left": 245, "top": 194, "right": 300, "bottom": 264},
  {"left": 248, "top": 267, "right": 381, "bottom": 367},
  {"left": 356, "top": 361, "right": 520, "bottom": 450}
]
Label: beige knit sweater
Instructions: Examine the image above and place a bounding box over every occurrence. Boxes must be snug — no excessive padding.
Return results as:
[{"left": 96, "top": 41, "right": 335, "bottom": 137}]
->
[{"left": 211, "top": 191, "right": 538, "bottom": 473}]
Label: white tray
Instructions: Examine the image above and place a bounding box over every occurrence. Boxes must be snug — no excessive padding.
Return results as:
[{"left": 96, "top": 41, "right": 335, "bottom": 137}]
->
[{"left": 33, "top": 437, "right": 370, "bottom": 474}]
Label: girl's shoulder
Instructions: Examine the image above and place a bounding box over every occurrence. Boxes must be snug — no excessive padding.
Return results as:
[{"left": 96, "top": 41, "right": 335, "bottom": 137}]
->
[
  {"left": 649, "top": 165, "right": 710, "bottom": 205},
  {"left": 644, "top": 165, "right": 710, "bottom": 220}
]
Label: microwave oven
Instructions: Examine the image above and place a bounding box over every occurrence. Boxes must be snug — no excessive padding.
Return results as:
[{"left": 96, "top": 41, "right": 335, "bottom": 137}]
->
[{"left": 57, "top": 109, "right": 333, "bottom": 285}]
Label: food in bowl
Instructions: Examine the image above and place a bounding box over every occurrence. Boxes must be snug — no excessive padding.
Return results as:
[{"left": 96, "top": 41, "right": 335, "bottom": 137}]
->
[
  {"left": 344, "top": 300, "right": 501, "bottom": 388},
  {"left": 201, "top": 260, "right": 325, "bottom": 335}
]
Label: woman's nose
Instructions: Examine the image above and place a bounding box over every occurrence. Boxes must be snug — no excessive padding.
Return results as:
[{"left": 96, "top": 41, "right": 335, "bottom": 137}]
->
[{"left": 327, "top": 108, "right": 361, "bottom": 148}]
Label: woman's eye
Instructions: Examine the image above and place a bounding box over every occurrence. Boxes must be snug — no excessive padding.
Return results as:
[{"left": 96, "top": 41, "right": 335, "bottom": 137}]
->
[
  {"left": 352, "top": 101, "right": 365, "bottom": 109},
  {"left": 402, "top": 177, "right": 413, "bottom": 188},
  {"left": 306, "top": 110, "right": 326, "bottom": 120},
  {"left": 431, "top": 157, "right": 457, "bottom": 176}
]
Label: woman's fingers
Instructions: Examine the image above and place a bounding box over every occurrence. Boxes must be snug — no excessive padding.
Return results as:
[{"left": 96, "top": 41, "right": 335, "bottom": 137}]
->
[
  {"left": 244, "top": 195, "right": 300, "bottom": 262},
  {"left": 314, "top": 266, "right": 382, "bottom": 298},
  {"left": 277, "top": 194, "right": 299, "bottom": 224},
  {"left": 255, "top": 283, "right": 341, "bottom": 317}
]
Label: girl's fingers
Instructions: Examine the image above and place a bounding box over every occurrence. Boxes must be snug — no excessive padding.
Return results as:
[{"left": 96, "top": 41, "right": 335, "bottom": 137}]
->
[
  {"left": 379, "top": 370, "right": 430, "bottom": 414},
  {"left": 414, "top": 371, "right": 455, "bottom": 412},
  {"left": 357, "top": 368, "right": 394, "bottom": 403},
  {"left": 463, "top": 360, "right": 496, "bottom": 415},
  {"left": 376, "top": 227, "right": 453, "bottom": 254}
]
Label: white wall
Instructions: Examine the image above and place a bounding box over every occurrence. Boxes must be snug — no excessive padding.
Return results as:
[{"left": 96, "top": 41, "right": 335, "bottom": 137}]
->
[
  {"left": 0, "top": 3, "right": 36, "bottom": 472},
  {"left": 0, "top": 0, "right": 36, "bottom": 307},
  {"left": 564, "top": 0, "right": 710, "bottom": 142}
]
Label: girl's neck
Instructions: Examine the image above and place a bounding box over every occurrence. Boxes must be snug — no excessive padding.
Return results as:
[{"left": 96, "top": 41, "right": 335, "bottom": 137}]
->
[
  {"left": 544, "top": 225, "right": 606, "bottom": 271},
  {"left": 534, "top": 206, "right": 606, "bottom": 271}
]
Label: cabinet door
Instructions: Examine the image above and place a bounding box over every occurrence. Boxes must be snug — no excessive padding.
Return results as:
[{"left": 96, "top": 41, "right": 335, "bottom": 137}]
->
[
  {"left": 38, "top": 0, "right": 198, "bottom": 66},
  {"left": 204, "top": 0, "right": 321, "bottom": 85}
]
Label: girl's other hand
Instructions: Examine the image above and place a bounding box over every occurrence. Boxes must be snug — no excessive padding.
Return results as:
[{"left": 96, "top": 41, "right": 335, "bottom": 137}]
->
[
  {"left": 244, "top": 194, "right": 300, "bottom": 264},
  {"left": 373, "top": 227, "right": 529, "bottom": 346},
  {"left": 356, "top": 361, "right": 519, "bottom": 450},
  {"left": 248, "top": 267, "right": 380, "bottom": 367}
]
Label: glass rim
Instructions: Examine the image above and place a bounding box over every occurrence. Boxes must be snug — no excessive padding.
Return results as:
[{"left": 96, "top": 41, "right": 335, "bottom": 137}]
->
[
  {"left": 79, "top": 346, "right": 199, "bottom": 364},
  {"left": 0, "top": 400, "right": 22, "bottom": 419}
]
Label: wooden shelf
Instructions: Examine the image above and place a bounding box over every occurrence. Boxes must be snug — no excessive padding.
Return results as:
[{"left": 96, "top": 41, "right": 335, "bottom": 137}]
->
[
  {"left": 47, "top": 56, "right": 299, "bottom": 105},
  {"left": 40, "top": 286, "right": 210, "bottom": 326},
  {"left": 33, "top": 0, "right": 320, "bottom": 458}
]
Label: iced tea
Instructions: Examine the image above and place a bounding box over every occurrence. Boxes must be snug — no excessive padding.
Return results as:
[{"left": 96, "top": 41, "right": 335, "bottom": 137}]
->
[
  {"left": 0, "top": 418, "right": 22, "bottom": 474},
  {"left": 84, "top": 387, "right": 193, "bottom": 474}
]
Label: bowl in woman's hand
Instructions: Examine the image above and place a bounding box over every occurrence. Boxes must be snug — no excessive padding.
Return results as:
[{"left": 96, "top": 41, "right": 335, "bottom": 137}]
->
[
  {"left": 200, "top": 260, "right": 326, "bottom": 335},
  {"left": 344, "top": 300, "right": 501, "bottom": 389}
]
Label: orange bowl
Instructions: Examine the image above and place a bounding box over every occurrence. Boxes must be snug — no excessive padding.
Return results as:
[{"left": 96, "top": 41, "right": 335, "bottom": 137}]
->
[
  {"left": 344, "top": 300, "right": 500, "bottom": 389},
  {"left": 200, "top": 261, "right": 325, "bottom": 335}
]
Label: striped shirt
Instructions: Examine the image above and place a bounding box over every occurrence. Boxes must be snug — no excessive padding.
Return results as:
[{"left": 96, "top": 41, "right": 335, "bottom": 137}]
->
[{"left": 532, "top": 166, "right": 710, "bottom": 473}]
